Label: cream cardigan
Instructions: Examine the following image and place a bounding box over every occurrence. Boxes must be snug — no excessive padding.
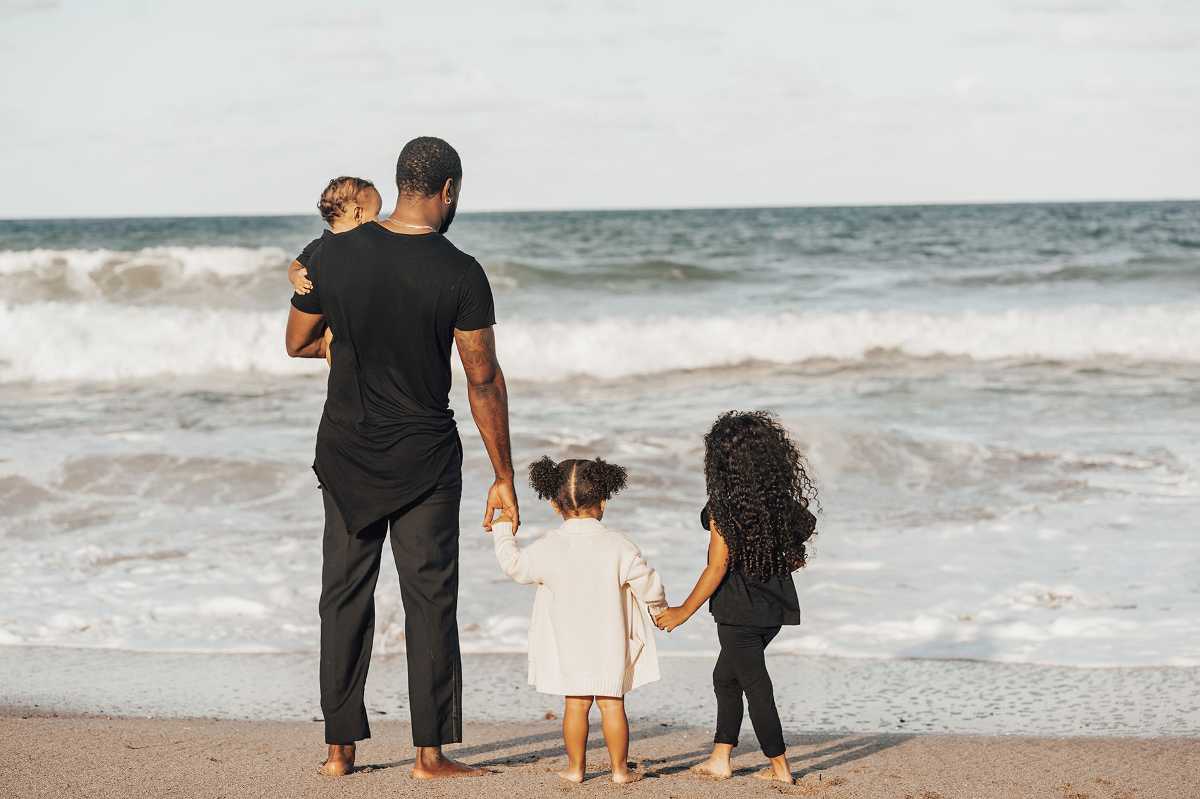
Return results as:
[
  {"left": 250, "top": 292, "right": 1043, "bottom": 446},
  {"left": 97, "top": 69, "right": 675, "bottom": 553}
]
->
[{"left": 493, "top": 518, "right": 667, "bottom": 697}]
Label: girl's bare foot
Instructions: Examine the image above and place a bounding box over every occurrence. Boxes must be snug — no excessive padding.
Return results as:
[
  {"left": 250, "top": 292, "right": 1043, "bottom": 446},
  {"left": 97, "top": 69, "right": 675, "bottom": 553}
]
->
[
  {"left": 753, "top": 763, "right": 795, "bottom": 784},
  {"left": 690, "top": 756, "right": 733, "bottom": 780},
  {"left": 557, "top": 767, "right": 586, "bottom": 783},
  {"left": 318, "top": 744, "right": 355, "bottom": 776},
  {"left": 411, "top": 747, "right": 486, "bottom": 780},
  {"left": 612, "top": 767, "right": 644, "bottom": 784}
]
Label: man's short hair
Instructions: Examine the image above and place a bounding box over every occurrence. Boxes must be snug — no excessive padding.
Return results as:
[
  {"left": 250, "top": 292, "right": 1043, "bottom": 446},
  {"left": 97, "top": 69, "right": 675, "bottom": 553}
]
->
[{"left": 396, "top": 136, "right": 462, "bottom": 197}]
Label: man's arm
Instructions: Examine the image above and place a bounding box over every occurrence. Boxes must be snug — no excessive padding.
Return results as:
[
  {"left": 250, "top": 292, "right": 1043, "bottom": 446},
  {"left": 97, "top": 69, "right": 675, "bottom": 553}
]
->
[
  {"left": 453, "top": 326, "right": 519, "bottom": 532},
  {"left": 285, "top": 307, "right": 328, "bottom": 359}
]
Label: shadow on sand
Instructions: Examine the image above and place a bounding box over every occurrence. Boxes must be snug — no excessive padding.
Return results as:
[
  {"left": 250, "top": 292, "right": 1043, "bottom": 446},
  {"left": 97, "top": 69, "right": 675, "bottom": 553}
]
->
[
  {"left": 360, "top": 725, "right": 913, "bottom": 780},
  {"left": 644, "top": 731, "right": 913, "bottom": 779}
]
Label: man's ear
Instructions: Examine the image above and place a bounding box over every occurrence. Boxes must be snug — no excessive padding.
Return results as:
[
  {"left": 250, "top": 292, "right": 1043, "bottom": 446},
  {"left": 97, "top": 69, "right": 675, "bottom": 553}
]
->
[
  {"left": 442, "top": 178, "right": 455, "bottom": 205},
  {"left": 353, "top": 205, "right": 363, "bottom": 223}
]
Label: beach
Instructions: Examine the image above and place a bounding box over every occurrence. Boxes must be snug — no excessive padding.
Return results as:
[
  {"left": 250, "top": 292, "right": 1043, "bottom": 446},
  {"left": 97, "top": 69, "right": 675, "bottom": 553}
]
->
[
  {"left": 3, "top": 203, "right": 1199, "bottom": 795},
  {"left": 3, "top": 649, "right": 1198, "bottom": 797},
  {"left": 4, "top": 713, "right": 1197, "bottom": 799}
]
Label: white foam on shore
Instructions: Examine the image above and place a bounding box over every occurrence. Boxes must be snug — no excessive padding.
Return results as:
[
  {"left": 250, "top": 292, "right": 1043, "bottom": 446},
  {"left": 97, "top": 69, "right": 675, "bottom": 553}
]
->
[
  {"left": 4, "top": 301, "right": 1200, "bottom": 383},
  {"left": 0, "top": 246, "right": 288, "bottom": 280}
]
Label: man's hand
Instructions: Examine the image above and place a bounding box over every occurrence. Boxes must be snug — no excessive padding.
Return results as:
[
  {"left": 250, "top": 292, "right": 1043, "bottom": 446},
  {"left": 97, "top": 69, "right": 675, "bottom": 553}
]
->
[
  {"left": 288, "top": 260, "right": 313, "bottom": 294},
  {"left": 484, "top": 478, "right": 519, "bottom": 533},
  {"left": 654, "top": 606, "right": 691, "bottom": 633}
]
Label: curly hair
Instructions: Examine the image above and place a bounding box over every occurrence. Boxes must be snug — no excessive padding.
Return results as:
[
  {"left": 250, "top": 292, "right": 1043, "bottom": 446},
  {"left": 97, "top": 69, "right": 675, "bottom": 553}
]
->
[
  {"left": 317, "top": 176, "right": 376, "bottom": 224},
  {"left": 395, "top": 136, "right": 462, "bottom": 197},
  {"left": 528, "top": 456, "right": 628, "bottom": 512},
  {"left": 704, "top": 411, "right": 818, "bottom": 579}
]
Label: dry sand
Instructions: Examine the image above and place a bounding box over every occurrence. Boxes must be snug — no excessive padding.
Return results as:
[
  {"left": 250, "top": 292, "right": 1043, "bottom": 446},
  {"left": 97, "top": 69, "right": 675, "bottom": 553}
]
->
[{"left": 2, "top": 712, "right": 1196, "bottom": 799}]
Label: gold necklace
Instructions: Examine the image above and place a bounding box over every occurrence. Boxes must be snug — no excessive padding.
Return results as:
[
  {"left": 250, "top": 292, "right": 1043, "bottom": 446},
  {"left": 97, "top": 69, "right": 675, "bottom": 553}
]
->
[{"left": 383, "top": 216, "right": 435, "bottom": 232}]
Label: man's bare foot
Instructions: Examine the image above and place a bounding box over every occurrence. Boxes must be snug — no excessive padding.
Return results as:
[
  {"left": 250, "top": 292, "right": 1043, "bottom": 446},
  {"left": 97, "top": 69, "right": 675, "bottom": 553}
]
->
[
  {"left": 753, "top": 764, "right": 795, "bottom": 784},
  {"left": 690, "top": 756, "right": 733, "bottom": 780},
  {"left": 557, "top": 767, "right": 585, "bottom": 783},
  {"left": 318, "top": 744, "right": 355, "bottom": 777},
  {"left": 411, "top": 747, "right": 486, "bottom": 780},
  {"left": 612, "top": 767, "right": 643, "bottom": 784}
]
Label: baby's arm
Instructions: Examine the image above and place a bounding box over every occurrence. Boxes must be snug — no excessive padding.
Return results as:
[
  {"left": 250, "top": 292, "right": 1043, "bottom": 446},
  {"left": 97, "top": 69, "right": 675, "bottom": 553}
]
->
[
  {"left": 655, "top": 522, "right": 729, "bottom": 632},
  {"left": 492, "top": 520, "right": 542, "bottom": 585},
  {"left": 288, "top": 260, "right": 313, "bottom": 294},
  {"left": 623, "top": 545, "right": 667, "bottom": 616}
]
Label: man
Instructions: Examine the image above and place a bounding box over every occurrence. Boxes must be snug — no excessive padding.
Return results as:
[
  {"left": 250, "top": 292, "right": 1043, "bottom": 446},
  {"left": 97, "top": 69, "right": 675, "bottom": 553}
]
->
[{"left": 285, "top": 136, "right": 519, "bottom": 779}]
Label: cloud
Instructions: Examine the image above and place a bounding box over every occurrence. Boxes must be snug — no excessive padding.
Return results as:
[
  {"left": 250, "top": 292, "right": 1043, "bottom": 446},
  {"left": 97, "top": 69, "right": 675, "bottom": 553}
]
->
[{"left": 0, "top": 0, "right": 56, "bottom": 18}]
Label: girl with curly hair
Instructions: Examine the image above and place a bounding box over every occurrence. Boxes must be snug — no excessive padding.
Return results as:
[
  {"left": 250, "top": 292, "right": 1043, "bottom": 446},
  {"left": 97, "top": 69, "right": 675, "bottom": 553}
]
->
[
  {"left": 655, "top": 411, "right": 819, "bottom": 785},
  {"left": 492, "top": 456, "right": 668, "bottom": 785}
]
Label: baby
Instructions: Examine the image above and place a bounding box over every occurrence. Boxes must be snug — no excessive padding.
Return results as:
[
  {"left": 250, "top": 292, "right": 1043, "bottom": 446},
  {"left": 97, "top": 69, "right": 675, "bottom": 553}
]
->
[
  {"left": 493, "top": 457, "right": 666, "bottom": 785},
  {"left": 287, "top": 176, "right": 382, "bottom": 362}
]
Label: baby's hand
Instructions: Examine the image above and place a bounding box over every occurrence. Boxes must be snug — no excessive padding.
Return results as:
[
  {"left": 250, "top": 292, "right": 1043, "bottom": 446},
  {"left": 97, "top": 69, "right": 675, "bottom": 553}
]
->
[
  {"left": 654, "top": 606, "right": 690, "bottom": 633},
  {"left": 288, "top": 261, "right": 313, "bottom": 294}
]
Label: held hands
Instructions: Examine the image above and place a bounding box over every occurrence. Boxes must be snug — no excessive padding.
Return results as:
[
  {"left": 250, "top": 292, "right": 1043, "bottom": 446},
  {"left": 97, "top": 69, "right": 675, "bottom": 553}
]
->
[
  {"left": 289, "top": 261, "right": 313, "bottom": 294},
  {"left": 483, "top": 477, "right": 520, "bottom": 533},
  {"left": 653, "top": 606, "right": 691, "bottom": 633}
]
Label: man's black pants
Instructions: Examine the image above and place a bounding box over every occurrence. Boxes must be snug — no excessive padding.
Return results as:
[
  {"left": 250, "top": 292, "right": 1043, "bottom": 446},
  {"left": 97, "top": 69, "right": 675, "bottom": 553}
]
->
[
  {"left": 318, "top": 468, "right": 463, "bottom": 747},
  {"left": 713, "top": 623, "right": 786, "bottom": 758}
]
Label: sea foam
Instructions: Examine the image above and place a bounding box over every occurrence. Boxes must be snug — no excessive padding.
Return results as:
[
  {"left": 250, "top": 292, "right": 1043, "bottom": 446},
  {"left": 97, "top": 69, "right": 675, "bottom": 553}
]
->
[{"left": 3, "top": 301, "right": 1198, "bottom": 383}]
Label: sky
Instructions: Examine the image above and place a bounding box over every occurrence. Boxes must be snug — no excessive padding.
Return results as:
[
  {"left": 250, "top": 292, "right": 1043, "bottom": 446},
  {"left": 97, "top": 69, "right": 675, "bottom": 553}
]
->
[{"left": 1, "top": 0, "right": 1197, "bottom": 218}]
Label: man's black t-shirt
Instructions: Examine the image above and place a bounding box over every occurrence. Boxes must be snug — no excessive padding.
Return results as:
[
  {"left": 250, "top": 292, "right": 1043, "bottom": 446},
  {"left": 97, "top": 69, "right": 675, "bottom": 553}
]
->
[
  {"left": 701, "top": 504, "right": 804, "bottom": 627},
  {"left": 295, "top": 229, "right": 332, "bottom": 266},
  {"left": 291, "top": 222, "right": 496, "bottom": 533}
]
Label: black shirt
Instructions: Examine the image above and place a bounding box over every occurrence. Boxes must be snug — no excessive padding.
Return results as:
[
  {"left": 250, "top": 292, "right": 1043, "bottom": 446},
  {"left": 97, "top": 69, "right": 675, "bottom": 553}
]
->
[
  {"left": 295, "top": 230, "right": 332, "bottom": 266},
  {"left": 291, "top": 222, "right": 496, "bottom": 533},
  {"left": 702, "top": 504, "right": 803, "bottom": 627}
]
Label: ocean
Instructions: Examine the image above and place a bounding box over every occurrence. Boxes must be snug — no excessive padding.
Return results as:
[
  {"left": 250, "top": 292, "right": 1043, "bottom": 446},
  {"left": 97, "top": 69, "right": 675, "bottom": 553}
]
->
[{"left": 2, "top": 201, "right": 1199, "bottom": 671}]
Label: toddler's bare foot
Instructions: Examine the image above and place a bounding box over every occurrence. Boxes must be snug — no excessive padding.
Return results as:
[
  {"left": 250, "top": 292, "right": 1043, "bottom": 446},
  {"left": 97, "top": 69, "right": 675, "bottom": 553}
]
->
[
  {"left": 612, "top": 767, "right": 643, "bottom": 784},
  {"left": 557, "top": 767, "right": 585, "bottom": 783},
  {"left": 690, "top": 756, "right": 733, "bottom": 780},
  {"left": 753, "top": 764, "right": 795, "bottom": 784},
  {"left": 318, "top": 744, "right": 355, "bottom": 776}
]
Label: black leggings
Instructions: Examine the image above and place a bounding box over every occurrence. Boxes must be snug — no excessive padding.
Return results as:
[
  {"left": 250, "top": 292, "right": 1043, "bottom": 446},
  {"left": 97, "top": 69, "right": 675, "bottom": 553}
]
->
[
  {"left": 713, "top": 623, "right": 785, "bottom": 758},
  {"left": 318, "top": 466, "right": 463, "bottom": 748}
]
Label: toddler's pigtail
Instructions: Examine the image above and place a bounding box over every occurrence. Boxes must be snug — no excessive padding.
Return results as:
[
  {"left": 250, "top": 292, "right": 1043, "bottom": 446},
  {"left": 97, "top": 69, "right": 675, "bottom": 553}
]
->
[
  {"left": 592, "top": 458, "right": 628, "bottom": 499},
  {"left": 528, "top": 456, "right": 565, "bottom": 500}
]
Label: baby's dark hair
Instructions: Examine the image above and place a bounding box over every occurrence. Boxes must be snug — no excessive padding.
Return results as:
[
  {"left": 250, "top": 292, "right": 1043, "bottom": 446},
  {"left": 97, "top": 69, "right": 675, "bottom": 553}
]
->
[
  {"left": 705, "top": 410, "right": 819, "bottom": 579},
  {"left": 317, "top": 176, "right": 376, "bottom": 224},
  {"left": 528, "top": 456, "right": 628, "bottom": 512}
]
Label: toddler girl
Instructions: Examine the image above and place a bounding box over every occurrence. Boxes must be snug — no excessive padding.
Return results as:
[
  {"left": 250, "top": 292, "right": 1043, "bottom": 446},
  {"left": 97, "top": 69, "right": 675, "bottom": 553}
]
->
[
  {"left": 655, "top": 411, "right": 819, "bottom": 785},
  {"left": 493, "top": 456, "right": 667, "bottom": 785}
]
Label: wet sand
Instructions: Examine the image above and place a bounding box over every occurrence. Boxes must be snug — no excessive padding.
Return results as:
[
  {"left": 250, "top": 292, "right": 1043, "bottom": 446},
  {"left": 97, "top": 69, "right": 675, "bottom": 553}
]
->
[
  {"left": 2, "top": 712, "right": 1196, "bottom": 799},
  {"left": 5, "top": 647, "right": 1198, "bottom": 737}
]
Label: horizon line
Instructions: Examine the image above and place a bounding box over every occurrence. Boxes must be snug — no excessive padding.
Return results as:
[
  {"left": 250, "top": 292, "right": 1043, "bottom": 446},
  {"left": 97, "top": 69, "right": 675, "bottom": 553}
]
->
[{"left": 1, "top": 195, "right": 1197, "bottom": 224}]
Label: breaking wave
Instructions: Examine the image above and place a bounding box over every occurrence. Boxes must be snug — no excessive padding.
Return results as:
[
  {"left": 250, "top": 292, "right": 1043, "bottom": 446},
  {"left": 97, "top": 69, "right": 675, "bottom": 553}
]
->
[{"left": 3, "top": 301, "right": 1198, "bottom": 383}]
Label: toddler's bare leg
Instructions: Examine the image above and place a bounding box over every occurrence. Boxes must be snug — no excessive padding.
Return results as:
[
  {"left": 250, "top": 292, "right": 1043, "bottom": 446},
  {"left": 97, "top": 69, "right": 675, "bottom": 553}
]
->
[
  {"left": 559, "top": 696, "right": 592, "bottom": 783},
  {"left": 596, "top": 696, "right": 641, "bottom": 784}
]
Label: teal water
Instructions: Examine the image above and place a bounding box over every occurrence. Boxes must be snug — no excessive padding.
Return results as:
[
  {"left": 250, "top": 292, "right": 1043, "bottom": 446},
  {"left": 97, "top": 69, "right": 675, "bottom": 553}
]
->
[{"left": 1, "top": 202, "right": 1198, "bottom": 672}]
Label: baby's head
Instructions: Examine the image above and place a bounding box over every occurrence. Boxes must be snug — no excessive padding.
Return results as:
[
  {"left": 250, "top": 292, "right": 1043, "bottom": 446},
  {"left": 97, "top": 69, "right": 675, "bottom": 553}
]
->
[
  {"left": 317, "top": 176, "right": 382, "bottom": 232},
  {"left": 528, "top": 456, "right": 628, "bottom": 520}
]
